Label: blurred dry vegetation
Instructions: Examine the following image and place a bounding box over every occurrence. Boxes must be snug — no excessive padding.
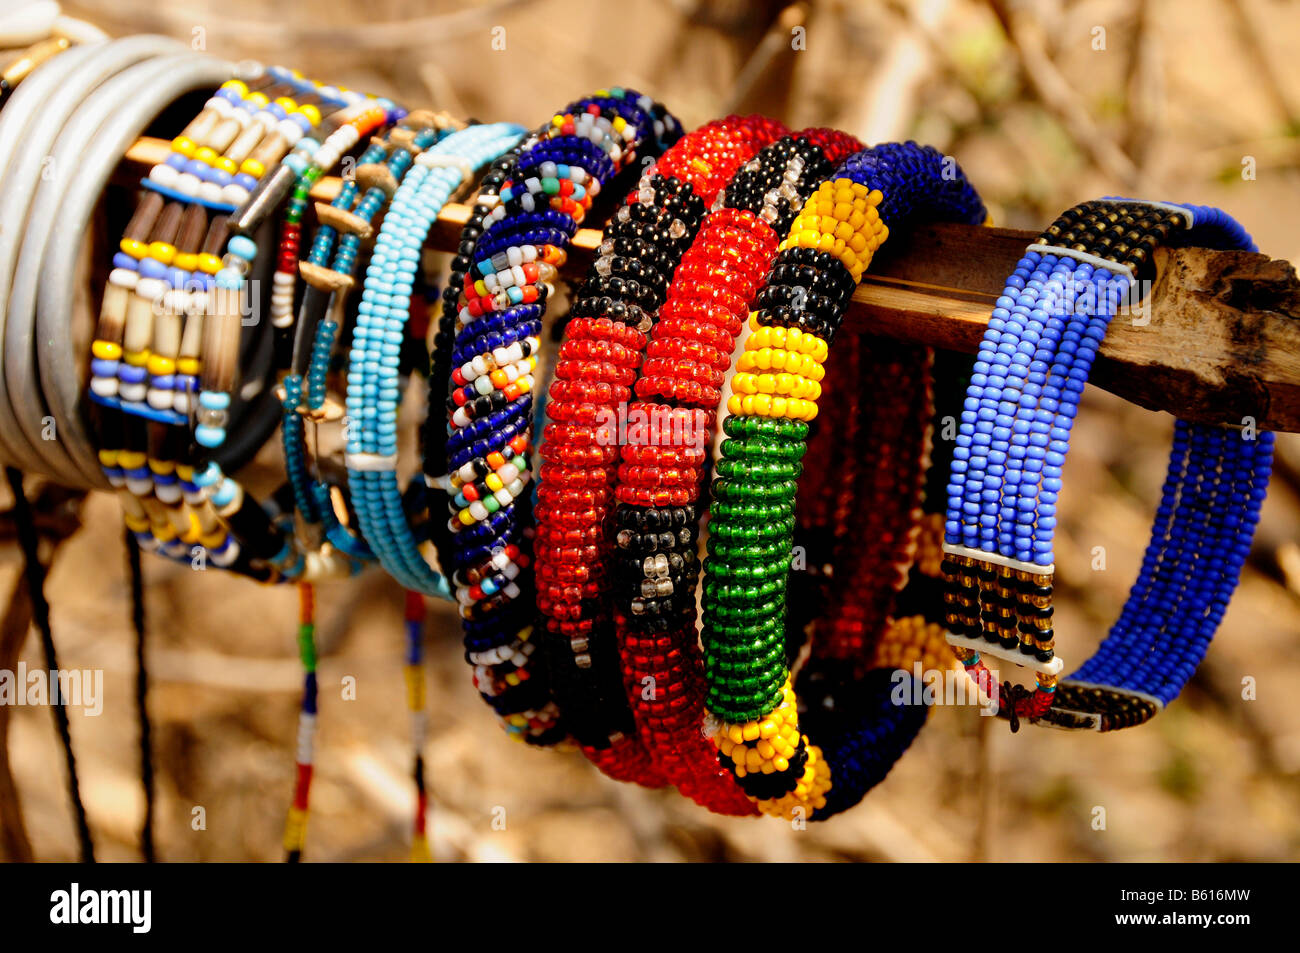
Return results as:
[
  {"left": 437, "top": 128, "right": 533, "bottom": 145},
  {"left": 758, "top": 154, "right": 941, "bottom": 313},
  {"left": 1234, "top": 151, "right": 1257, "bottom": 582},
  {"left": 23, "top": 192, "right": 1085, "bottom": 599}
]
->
[{"left": 3, "top": 0, "right": 1299, "bottom": 861}]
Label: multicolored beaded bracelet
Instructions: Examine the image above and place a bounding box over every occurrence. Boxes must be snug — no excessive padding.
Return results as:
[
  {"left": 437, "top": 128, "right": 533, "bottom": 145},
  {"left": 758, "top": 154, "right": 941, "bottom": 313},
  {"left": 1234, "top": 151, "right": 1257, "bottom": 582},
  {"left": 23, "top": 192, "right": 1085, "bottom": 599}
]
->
[
  {"left": 941, "top": 199, "right": 1274, "bottom": 730},
  {"left": 432, "top": 90, "right": 681, "bottom": 749},
  {"left": 87, "top": 72, "right": 339, "bottom": 577},
  {"left": 534, "top": 114, "right": 788, "bottom": 784},
  {"left": 698, "top": 142, "right": 987, "bottom": 818},
  {"left": 603, "top": 129, "right": 865, "bottom": 813}
]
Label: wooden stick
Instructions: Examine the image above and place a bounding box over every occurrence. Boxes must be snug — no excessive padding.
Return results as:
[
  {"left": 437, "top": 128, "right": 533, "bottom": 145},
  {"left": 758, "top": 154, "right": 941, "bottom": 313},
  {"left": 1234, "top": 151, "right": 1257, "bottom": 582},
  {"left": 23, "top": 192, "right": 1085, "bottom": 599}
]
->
[{"left": 118, "top": 137, "right": 1300, "bottom": 432}]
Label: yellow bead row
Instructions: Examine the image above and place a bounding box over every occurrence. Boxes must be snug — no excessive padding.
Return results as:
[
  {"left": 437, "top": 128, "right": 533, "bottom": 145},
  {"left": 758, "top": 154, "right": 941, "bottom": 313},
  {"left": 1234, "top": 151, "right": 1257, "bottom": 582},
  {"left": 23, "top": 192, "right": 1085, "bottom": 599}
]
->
[
  {"left": 778, "top": 179, "right": 887, "bottom": 281},
  {"left": 726, "top": 315, "right": 833, "bottom": 419},
  {"left": 730, "top": 371, "right": 821, "bottom": 401},
  {"left": 746, "top": 320, "right": 829, "bottom": 358},
  {"left": 752, "top": 745, "right": 831, "bottom": 819},
  {"left": 404, "top": 663, "right": 426, "bottom": 712},
  {"left": 282, "top": 805, "right": 308, "bottom": 853},
  {"left": 726, "top": 392, "right": 819, "bottom": 421},
  {"left": 871, "top": 614, "right": 960, "bottom": 675},
  {"left": 736, "top": 345, "right": 826, "bottom": 379}
]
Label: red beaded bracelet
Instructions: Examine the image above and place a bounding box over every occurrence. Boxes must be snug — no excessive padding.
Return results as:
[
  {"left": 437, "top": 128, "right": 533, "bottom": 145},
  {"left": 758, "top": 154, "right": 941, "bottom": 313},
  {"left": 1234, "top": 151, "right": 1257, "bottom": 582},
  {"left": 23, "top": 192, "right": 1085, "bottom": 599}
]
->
[
  {"left": 534, "top": 115, "right": 789, "bottom": 789},
  {"left": 607, "top": 130, "right": 865, "bottom": 813}
]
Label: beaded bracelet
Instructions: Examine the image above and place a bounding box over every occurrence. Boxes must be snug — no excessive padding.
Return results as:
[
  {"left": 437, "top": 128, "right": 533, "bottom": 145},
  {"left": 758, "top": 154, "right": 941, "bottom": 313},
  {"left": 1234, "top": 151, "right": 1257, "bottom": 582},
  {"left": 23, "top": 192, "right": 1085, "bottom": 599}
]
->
[
  {"left": 599, "top": 129, "right": 867, "bottom": 812},
  {"left": 97, "top": 123, "right": 340, "bottom": 574},
  {"left": 431, "top": 90, "right": 682, "bottom": 749},
  {"left": 29, "top": 50, "right": 235, "bottom": 494},
  {"left": 941, "top": 199, "right": 1274, "bottom": 730},
  {"left": 280, "top": 112, "right": 474, "bottom": 574},
  {"left": 90, "top": 74, "right": 375, "bottom": 579},
  {"left": 698, "top": 142, "right": 987, "bottom": 818},
  {"left": 533, "top": 114, "right": 788, "bottom": 783},
  {"left": 345, "top": 119, "right": 529, "bottom": 598},
  {"left": 88, "top": 72, "right": 295, "bottom": 570}
]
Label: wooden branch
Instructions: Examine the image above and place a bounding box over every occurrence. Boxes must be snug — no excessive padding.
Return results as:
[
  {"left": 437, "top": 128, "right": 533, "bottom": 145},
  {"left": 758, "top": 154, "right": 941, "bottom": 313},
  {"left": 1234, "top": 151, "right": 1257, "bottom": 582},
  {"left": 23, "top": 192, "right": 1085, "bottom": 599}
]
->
[{"left": 118, "top": 137, "right": 1300, "bottom": 432}]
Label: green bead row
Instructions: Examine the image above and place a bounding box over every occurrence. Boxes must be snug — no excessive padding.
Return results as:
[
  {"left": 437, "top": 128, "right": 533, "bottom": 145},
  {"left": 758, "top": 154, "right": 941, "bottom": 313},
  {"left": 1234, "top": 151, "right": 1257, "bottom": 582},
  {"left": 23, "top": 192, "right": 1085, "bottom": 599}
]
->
[
  {"left": 712, "top": 478, "right": 798, "bottom": 503},
  {"left": 706, "top": 536, "right": 790, "bottom": 562},
  {"left": 720, "top": 434, "right": 807, "bottom": 463},
  {"left": 714, "top": 457, "right": 802, "bottom": 484},
  {"left": 723, "top": 415, "right": 809, "bottom": 441},
  {"left": 708, "top": 515, "right": 795, "bottom": 543},
  {"left": 704, "top": 597, "right": 785, "bottom": 624},
  {"left": 703, "top": 627, "right": 785, "bottom": 657},
  {"left": 702, "top": 409, "right": 808, "bottom": 722},
  {"left": 711, "top": 500, "right": 795, "bottom": 523}
]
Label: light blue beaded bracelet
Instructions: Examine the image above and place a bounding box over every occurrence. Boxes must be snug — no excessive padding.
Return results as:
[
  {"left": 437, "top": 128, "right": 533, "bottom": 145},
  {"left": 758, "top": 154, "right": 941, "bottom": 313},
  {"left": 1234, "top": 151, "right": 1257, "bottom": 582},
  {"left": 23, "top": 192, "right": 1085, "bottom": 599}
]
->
[{"left": 346, "top": 122, "right": 526, "bottom": 598}]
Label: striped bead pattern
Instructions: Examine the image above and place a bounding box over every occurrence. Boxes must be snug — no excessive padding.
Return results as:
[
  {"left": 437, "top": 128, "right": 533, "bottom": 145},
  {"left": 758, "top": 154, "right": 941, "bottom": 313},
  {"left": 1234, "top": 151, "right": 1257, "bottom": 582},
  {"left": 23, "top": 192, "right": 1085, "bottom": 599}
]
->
[{"left": 702, "top": 142, "right": 987, "bottom": 818}]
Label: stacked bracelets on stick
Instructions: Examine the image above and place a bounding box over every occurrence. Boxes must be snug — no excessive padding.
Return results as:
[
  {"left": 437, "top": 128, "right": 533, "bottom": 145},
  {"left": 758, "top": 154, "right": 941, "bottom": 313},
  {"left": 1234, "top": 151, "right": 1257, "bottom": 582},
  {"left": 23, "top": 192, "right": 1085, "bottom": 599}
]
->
[
  {"left": 941, "top": 199, "right": 1274, "bottom": 730},
  {"left": 1, "top": 28, "right": 1282, "bottom": 843}
]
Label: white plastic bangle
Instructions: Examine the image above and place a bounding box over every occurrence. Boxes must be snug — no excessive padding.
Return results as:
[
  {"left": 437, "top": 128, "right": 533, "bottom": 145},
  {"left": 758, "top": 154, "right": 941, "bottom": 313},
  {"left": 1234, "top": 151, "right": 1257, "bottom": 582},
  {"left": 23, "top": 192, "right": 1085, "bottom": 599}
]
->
[
  {"left": 0, "top": 40, "right": 96, "bottom": 471},
  {"left": 0, "top": 35, "right": 183, "bottom": 483}
]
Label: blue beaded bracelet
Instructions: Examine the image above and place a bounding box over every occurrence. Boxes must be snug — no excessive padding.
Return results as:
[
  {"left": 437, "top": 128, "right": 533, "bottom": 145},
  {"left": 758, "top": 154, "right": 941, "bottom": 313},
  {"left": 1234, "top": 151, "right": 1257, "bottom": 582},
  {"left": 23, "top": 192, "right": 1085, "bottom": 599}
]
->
[
  {"left": 346, "top": 122, "right": 527, "bottom": 597},
  {"left": 941, "top": 199, "right": 1275, "bottom": 730},
  {"left": 281, "top": 117, "right": 456, "bottom": 569}
]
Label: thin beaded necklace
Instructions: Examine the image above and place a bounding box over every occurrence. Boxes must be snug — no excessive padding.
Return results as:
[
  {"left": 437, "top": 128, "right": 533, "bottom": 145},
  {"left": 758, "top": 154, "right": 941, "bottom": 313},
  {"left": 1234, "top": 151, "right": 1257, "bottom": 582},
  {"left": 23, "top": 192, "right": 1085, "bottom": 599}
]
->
[
  {"left": 404, "top": 590, "right": 431, "bottom": 862},
  {"left": 280, "top": 112, "right": 462, "bottom": 573},
  {"left": 283, "top": 580, "right": 317, "bottom": 862}
]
